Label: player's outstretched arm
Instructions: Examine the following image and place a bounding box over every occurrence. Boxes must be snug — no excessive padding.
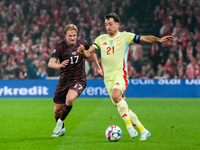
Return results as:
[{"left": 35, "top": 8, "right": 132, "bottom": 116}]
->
[
  {"left": 77, "top": 44, "right": 97, "bottom": 59},
  {"left": 140, "top": 35, "right": 174, "bottom": 44},
  {"left": 48, "top": 58, "right": 69, "bottom": 69}
]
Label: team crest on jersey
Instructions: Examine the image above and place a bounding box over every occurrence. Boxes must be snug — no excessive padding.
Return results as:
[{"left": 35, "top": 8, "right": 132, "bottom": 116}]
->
[
  {"left": 109, "top": 40, "right": 113, "bottom": 45},
  {"left": 53, "top": 49, "right": 56, "bottom": 53},
  {"left": 116, "top": 37, "right": 121, "bottom": 46},
  {"left": 72, "top": 51, "right": 76, "bottom": 55}
]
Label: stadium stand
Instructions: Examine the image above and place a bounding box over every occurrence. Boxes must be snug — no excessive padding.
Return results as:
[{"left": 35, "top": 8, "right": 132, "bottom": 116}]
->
[{"left": 0, "top": 0, "right": 200, "bottom": 79}]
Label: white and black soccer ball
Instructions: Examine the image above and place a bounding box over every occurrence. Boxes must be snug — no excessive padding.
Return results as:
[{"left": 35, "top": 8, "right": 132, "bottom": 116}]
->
[{"left": 105, "top": 125, "right": 122, "bottom": 142}]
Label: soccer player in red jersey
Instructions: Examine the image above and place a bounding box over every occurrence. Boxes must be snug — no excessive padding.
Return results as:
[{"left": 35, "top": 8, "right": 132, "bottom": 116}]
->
[{"left": 48, "top": 24, "right": 102, "bottom": 137}]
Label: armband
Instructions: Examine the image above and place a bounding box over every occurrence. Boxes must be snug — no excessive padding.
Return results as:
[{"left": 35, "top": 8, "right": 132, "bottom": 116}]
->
[
  {"left": 93, "top": 43, "right": 100, "bottom": 49},
  {"left": 133, "top": 35, "right": 141, "bottom": 43},
  {"left": 51, "top": 52, "right": 60, "bottom": 59}
]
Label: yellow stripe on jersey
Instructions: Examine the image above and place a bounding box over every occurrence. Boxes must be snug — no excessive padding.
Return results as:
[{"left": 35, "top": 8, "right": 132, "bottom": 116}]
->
[{"left": 92, "top": 31, "right": 135, "bottom": 81}]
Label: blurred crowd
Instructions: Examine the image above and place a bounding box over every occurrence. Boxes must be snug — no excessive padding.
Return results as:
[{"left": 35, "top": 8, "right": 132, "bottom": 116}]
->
[
  {"left": 0, "top": 0, "right": 200, "bottom": 80},
  {"left": 129, "top": 0, "right": 200, "bottom": 79}
]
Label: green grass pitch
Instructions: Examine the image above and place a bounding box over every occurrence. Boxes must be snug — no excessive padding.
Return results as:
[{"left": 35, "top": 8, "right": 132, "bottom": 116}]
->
[{"left": 0, "top": 98, "right": 199, "bottom": 150}]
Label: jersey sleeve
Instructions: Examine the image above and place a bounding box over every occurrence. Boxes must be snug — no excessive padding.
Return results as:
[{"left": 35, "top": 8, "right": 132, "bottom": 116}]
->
[
  {"left": 50, "top": 44, "right": 61, "bottom": 59},
  {"left": 92, "top": 36, "right": 101, "bottom": 49},
  {"left": 124, "top": 32, "right": 140, "bottom": 44}
]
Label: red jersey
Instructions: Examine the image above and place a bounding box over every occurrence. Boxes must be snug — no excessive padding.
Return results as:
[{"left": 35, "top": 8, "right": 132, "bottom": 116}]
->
[{"left": 51, "top": 39, "right": 90, "bottom": 84}]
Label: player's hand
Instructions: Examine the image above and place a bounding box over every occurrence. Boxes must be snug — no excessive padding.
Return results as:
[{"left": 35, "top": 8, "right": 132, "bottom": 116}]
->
[
  {"left": 159, "top": 36, "right": 174, "bottom": 43},
  {"left": 60, "top": 59, "right": 69, "bottom": 68},
  {"left": 77, "top": 44, "right": 85, "bottom": 55},
  {"left": 97, "top": 68, "right": 103, "bottom": 76}
]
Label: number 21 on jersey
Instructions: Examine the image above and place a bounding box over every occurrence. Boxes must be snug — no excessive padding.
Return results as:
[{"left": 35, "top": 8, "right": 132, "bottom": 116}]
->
[{"left": 107, "top": 46, "right": 114, "bottom": 55}]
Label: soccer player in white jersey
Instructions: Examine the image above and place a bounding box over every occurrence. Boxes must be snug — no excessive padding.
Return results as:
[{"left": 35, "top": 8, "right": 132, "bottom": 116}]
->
[{"left": 77, "top": 13, "right": 174, "bottom": 140}]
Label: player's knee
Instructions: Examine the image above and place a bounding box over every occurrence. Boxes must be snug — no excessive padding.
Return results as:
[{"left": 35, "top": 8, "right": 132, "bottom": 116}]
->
[
  {"left": 54, "top": 107, "right": 62, "bottom": 116},
  {"left": 66, "top": 98, "right": 75, "bottom": 106},
  {"left": 111, "top": 94, "right": 121, "bottom": 103}
]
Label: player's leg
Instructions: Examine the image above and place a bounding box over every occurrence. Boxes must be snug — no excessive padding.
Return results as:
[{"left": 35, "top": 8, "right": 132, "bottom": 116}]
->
[
  {"left": 52, "top": 84, "right": 68, "bottom": 136},
  {"left": 54, "top": 103, "right": 64, "bottom": 122},
  {"left": 54, "top": 82, "right": 85, "bottom": 134},
  {"left": 104, "top": 79, "right": 137, "bottom": 138},
  {"left": 123, "top": 95, "right": 151, "bottom": 140},
  {"left": 111, "top": 88, "right": 138, "bottom": 138},
  {"left": 59, "top": 89, "right": 78, "bottom": 121},
  {"left": 53, "top": 90, "right": 78, "bottom": 134},
  {"left": 51, "top": 103, "right": 66, "bottom": 137},
  {"left": 128, "top": 109, "right": 151, "bottom": 140}
]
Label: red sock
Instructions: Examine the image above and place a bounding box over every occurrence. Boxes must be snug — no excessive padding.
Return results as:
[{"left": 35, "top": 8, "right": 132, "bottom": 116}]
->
[
  {"left": 60, "top": 104, "right": 72, "bottom": 121},
  {"left": 55, "top": 116, "right": 59, "bottom": 122}
]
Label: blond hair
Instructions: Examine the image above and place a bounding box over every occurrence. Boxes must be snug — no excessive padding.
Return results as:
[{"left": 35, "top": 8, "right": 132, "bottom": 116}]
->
[{"left": 63, "top": 24, "right": 78, "bottom": 35}]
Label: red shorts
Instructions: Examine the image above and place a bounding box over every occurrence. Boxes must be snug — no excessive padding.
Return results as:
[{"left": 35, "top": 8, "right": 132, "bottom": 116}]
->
[{"left": 53, "top": 81, "right": 86, "bottom": 104}]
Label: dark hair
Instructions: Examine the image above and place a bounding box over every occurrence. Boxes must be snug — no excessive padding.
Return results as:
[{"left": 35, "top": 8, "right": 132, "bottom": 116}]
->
[{"left": 104, "top": 13, "right": 120, "bottom": 23}]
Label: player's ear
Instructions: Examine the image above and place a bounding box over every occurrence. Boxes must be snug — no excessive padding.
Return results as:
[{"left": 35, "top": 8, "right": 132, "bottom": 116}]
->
[{"left": 116, "top": 22, "right": 119, "bottom": 28}]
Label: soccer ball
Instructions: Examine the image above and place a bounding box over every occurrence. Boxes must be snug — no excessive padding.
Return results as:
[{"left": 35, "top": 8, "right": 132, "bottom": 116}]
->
[{"left": 105, "top": 125, "right": 122, "bottom": 142}]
